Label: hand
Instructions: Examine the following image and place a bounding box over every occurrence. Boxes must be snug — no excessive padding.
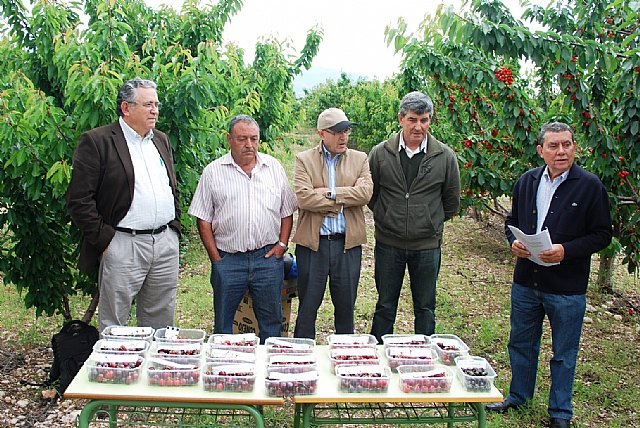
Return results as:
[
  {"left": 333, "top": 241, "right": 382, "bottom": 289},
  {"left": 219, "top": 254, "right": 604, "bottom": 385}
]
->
[
  {"left": 100, "top": 242, "right": 111, "bottom": 258},
  {"left": 355, "top": 177, "right": 366, "bottom": 186},
  {"left": 511, "top": 240, "right": 531, "bottom": 258},
  {"left": 265, "top": 243, "right": 286, "bottom": 258},
  {"left": 209, "top": 250, "right": 222, "bottom": 262},
  {"left": 539, "top": 244, "right": 565, "bottom": 264},
  {"left": 313, "top": 187, "right": 329, "bottom": 194}
]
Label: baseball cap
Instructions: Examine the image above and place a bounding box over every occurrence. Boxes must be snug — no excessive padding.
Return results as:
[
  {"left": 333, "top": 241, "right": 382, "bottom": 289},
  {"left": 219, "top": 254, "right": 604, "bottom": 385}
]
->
[{"left": 317, "top": 107, "right": 356, "bottom": 132}]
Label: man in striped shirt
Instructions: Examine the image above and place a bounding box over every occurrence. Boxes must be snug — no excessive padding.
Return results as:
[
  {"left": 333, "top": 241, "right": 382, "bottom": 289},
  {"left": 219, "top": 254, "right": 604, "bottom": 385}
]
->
[
  {"left": 188, "top": 115, "right": 297, "bottom": 343},
  {"left": 292, "top": 108, "right": 373, "bottom": 339}
]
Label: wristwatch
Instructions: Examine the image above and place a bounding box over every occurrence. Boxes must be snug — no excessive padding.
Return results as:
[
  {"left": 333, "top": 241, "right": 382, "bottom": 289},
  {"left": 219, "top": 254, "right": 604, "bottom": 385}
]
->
[{"left": 277, "top": 241, "right": 289, "bottom": 251}]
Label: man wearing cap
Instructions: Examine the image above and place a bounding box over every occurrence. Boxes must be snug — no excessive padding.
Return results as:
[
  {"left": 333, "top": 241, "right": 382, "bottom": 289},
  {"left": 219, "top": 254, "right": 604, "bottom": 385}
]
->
[
  {"left": 291, "top": 108, "right": 373, "bottom": 339},
  {"left": 368, "top": 91, "right": 460, "bottom": 342}
]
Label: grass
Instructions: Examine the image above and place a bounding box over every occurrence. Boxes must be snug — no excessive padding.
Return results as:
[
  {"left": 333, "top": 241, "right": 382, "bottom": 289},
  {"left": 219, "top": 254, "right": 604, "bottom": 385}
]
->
[{"left": 1, "top": 129, "right": 639, "bottom": 427}]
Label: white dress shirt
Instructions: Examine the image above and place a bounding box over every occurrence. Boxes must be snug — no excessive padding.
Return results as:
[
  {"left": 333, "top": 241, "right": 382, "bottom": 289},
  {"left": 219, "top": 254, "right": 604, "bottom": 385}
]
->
[
  {"left": 398, "top": 132, "right": 427, "bottom": 158},
  {"left": 117, "top": 117, "right": 175, "bottom": 230}
]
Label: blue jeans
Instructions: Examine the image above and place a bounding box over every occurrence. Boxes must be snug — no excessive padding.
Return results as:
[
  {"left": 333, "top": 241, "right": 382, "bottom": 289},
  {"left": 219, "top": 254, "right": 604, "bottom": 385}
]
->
[
  {"left": 506, "top": 282, "right": 586, "bottom": 420},
  {"left": 370, "top": 242, "right": 441, "bottom": 342},
  {"left": 210, "top": 245, "right": 283, "bottom": 343}
]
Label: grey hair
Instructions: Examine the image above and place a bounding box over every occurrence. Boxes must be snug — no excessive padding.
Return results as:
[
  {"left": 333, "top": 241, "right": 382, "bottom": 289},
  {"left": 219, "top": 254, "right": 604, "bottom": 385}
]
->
[
  {"left": 537, "top": 122, "right": 575, "bottom": 146},
  {"left": 399, "top": 91, "right": 434, "bottom": 117},
  {"left": 228, "top": 114, "right": 260, "bottom": 134},
  {"left": 116, "top": 78, "right": 157, "bottom": 117}
]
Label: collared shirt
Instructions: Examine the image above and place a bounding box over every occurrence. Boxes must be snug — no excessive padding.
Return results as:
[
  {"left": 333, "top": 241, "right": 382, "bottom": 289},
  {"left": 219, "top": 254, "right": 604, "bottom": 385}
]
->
[
  {"left": 117, "top": 117, "right": 175, "bottom": 229},
  {"left": 188, "top": 152, "right": 297, "bottom": 253},
  {"left": 320, "top": 144, "right": 346, "bottom": 235},
  {"left": 398, "top": 132, "right": 427, "bottom": 158},
  {"left": 536, "top": 167, "right": 570, "bottom": 233}
]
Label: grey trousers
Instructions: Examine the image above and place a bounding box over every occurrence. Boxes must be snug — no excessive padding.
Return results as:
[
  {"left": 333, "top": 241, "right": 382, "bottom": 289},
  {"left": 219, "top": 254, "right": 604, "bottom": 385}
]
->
[{"left": 97, "top": 228, "right": 179, "bottom": 333}]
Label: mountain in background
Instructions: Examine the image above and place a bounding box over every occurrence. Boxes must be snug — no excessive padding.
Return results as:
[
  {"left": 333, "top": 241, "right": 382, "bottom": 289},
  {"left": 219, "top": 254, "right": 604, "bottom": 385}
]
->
[{"left": 292, "top": 67, "right": 368, "bottom": 98}]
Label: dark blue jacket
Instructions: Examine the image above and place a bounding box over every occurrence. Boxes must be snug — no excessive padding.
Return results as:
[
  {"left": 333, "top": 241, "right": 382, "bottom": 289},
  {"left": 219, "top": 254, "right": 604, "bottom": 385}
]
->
[{"left": 505, "top": 164, "right": 612, "bottom": 295}]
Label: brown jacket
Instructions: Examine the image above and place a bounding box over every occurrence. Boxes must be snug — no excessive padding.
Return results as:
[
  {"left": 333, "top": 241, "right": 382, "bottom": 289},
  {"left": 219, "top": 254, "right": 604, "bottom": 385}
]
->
[
  {"left": 66, "top": 122, "right": 181, "bottom": 276},
  {"left": 292, "top": 144, "right": 372, "bottom": 251}
]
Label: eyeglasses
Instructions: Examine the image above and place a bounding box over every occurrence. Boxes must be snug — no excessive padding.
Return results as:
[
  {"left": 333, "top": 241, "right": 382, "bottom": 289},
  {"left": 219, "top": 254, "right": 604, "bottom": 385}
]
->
[
  {"left": 324, "top": 127, "right": 352, "bottom": 136},
  {"left": 130, "top": 101, "right": 162, "bottom": 110},
  {"left": 544, "top": 141, "right": 574, "bottom": 151}
]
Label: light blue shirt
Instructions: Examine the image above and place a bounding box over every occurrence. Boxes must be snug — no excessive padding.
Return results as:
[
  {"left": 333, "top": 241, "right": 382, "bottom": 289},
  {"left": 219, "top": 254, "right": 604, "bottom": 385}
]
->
[
  {"left": 536, "top": 167, "right": 569, "bottom": 233},
  {"left": 320, "top": 144, "right": 346, "bottom": 235}
]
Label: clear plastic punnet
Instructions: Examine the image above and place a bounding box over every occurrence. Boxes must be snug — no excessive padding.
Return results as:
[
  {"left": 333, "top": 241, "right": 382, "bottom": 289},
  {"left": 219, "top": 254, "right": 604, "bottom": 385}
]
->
[
  {"left": 265, "top": 367, "right": 318, "bottom": 396},
  {"left": 265, "top": 337, "right": 315, "bottom": 354},
  {"left": 205, "top": 347, "right": 257, "bottom": 364},
  {"left": 430, "top": 334, "right": 470, "bottom": 365},
  {"left": 329, "top": 347, "right": 380, "bottom": 374},
  {"left": 381, "top": 334, "right": 430, "bottom": 349},
  {"left": 85, "top": 352, "right": 144, "bottom": 385},
  {"left": 397, "top": 364, "right": 454, "bottom": 393},
  {"left": 101, "top": 326, "right": 154, "bottom": 342},
  {"left": 336, "top": 364, "right": 391, "bottom": 393},
  {"left": 202, "top": 363, "right": 256, "bottom": 393},
  {"left": 266, "top": 353, "right": 317, "bottom": 374},
  {"left": 154, "top": 328, "right": 206, "bottom": 344},
  {"left": 93, "top": 339, "right": 148, "bottom": 357},
  {"left": 385, "top": 345, "right": 438, "bottom": 372},
  {"left": 149, "top": 341, "right": 201, "bottom": 358},
  {"left": 146, "top": 356, "right": 201, "bottom": 387},
  {"left": 454, "top": 355, "right": 497, "bottom": 392},
  {"left": 327, "top": 333, "right": 378, "bottom": 349},
  {"left": 208, "top": 333, "right": 258, "bottom": 353}
]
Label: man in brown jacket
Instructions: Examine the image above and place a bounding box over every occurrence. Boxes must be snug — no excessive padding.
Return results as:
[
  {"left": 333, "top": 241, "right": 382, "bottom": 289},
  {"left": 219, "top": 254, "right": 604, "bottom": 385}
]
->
[
  {"left": 291, "top": 108, "right": 372, "bottom": 339},
  {"left": 67, "top": 77, "right": 182, "bottom": 333}
]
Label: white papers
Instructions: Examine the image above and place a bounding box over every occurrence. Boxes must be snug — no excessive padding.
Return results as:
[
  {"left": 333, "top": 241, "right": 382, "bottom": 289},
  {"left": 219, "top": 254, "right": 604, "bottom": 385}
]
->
[{"left": 507, "top": 226, "right": 559, "bottom": 267}]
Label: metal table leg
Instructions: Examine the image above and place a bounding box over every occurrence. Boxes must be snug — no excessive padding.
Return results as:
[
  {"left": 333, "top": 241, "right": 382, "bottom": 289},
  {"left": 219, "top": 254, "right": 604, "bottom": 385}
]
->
[{"left": 76, "top": 399, "right": 266, "bottom": 428}]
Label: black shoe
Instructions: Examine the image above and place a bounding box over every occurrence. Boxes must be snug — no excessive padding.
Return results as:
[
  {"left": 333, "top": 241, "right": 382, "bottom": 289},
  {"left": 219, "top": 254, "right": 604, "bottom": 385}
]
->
[
  {"left": 549, "top": 418, "right": 571, "bottom": 428},
  {"left": 485, "top": 400, "right": 521, "bottom": 413}
]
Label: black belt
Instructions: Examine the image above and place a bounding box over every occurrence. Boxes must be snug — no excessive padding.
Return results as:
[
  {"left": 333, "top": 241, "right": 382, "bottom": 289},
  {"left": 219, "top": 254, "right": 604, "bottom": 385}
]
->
[
  {"left": 320, "top": 233, "right": 345, "bottom": 241},
  {"left": 115, "top": 224, "right": 168, "bottom": 235}
]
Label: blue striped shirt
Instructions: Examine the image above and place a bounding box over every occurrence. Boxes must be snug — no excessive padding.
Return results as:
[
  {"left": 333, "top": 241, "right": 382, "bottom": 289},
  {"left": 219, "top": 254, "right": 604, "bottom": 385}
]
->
[{"left": 320, "top": 144, "right": 346, "bottom": 235}]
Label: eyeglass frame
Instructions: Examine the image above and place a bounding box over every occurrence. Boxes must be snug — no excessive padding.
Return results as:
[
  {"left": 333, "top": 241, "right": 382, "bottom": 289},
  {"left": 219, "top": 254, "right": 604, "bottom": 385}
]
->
[
  {"left": 129, "top": 101, "right": 162, "bottom": 110},
  {"left": 323, "top": 127, "right": 352, "bottom": 136}
]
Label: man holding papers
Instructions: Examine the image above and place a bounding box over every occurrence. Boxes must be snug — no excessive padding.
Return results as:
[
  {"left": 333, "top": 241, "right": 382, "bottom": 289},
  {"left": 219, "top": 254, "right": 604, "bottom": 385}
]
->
[{"left": 487, "top": 122, "right": 612, "bottom": 428}]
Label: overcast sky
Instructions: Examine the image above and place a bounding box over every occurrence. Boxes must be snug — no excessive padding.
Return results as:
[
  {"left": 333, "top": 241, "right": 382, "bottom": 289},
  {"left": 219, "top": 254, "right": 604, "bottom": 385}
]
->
[{"left": 145, "top": 0, "right": 532, "bottom": 80}]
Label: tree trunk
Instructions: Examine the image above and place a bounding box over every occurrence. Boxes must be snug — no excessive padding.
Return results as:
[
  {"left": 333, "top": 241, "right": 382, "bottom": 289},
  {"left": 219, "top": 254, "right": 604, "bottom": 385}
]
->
[
  {"left": 82, "top": 290, "right": 99, "bottom": 325},
  {"left": 469, "top": 207, "right": 483, "bottom": 222},
  {"left": 596, "top": 253, "right": 615, "bottom": 294}
]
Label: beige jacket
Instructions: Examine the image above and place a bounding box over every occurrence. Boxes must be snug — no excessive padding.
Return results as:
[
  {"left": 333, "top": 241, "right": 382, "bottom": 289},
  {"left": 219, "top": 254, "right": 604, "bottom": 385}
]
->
[{"left": 292, "top": 144, "right": 373, "bottom": 251}]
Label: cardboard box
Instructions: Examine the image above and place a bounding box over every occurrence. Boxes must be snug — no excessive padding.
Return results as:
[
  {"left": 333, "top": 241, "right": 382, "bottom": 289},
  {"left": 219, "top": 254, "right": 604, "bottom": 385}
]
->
[
  {"left": 233, "top": 279, "right": 297, "bottom": 337},
  {"left": 281, "top": 278, "right": 298, "bottom": 299}
]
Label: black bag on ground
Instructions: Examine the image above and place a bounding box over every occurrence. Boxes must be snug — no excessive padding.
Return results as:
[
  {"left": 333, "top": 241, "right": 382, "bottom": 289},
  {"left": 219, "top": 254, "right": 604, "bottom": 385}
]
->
[{"left": 49, "top": 320, "right": 99, "bottom": 394}]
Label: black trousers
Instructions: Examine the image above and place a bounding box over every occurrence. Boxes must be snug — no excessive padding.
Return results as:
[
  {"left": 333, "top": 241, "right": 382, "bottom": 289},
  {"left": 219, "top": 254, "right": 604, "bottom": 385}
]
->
[{"left": 293, "top": 238, "right": 362, "bottom": 339}]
